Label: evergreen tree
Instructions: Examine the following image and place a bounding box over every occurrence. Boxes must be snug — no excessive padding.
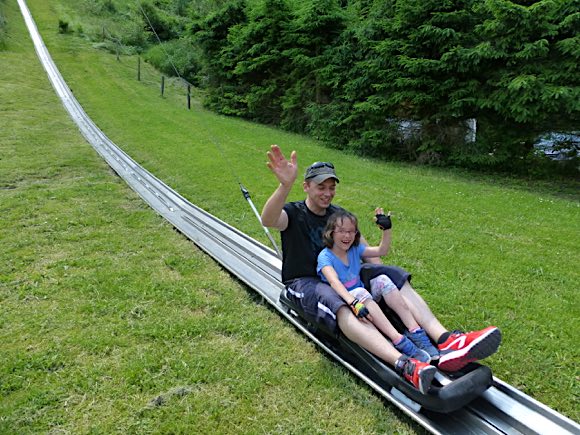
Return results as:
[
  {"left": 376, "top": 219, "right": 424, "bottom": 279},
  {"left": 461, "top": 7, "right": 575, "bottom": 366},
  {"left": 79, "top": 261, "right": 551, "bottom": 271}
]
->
[
  {"left": 225, "top": 0, "right": 294, "bottom": 123},
  {"left": 280, "top": 0, "right": 348, "bottom": 132},
  {"left": 470, "top": 0, "right": 579, "bottom": 164},
  {"left": 192, "top": 1, "right": 248, "bottom": 114},
  {"left": 187, "top": 0, "right": 578, "bottom": 174},
  {"left": 366, "top": 0, "right": 481, "bottom": 161},
  {"left": 138, "top": 1, "right": 184, "bottom": 41},
  {"left": 306, "top": 1, "right": 393, "bottom": 153}
]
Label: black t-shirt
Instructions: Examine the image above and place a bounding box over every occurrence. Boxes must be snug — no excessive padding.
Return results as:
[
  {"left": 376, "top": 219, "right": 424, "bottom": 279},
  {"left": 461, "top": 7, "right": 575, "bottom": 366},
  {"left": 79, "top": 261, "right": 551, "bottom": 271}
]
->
[{"left": 281, "top": 201, "right": 342, "bottom": 283}]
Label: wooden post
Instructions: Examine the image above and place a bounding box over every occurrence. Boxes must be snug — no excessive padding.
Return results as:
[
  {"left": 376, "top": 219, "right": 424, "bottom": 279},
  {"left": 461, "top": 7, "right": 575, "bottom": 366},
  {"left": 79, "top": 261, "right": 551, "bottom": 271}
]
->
[
  {"left": 161, "top": 76, "right": 165, "bottom": 97},
  {"left": 137, "top": 56, "right": 141, "bottom": 82},
  {"left": 187, "top": 85, "right": 191, "bottom": 110}
]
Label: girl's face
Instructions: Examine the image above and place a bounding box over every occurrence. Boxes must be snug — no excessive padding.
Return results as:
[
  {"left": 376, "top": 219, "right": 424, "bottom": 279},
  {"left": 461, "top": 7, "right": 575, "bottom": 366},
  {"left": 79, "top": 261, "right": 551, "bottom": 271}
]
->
[{"left": 332, "top": 217, "right": 358, "bottom": 252}]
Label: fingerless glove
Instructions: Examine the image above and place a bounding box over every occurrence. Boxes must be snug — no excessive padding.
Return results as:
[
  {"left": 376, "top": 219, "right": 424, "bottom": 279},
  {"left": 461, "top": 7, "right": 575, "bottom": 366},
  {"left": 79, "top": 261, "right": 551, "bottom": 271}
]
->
[
  {"left": 350, "top": 298, "right": 370, "bottom": 319},
  {"left": 375, "top": 213, "right": 392, "bottom": 230}
]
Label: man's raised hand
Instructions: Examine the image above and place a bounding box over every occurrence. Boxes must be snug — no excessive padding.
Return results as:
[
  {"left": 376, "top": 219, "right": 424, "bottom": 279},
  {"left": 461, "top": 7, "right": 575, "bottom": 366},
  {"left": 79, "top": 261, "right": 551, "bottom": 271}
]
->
[{"left": 266, "top": 144, "right": 298, "bottom": 187}]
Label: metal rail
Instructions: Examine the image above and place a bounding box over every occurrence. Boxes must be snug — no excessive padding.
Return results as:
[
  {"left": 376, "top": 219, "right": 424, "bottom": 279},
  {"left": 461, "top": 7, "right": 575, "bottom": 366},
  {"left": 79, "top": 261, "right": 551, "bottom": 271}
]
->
[{"left": 18, "top": 1, "right": 579, "bottom": 433}]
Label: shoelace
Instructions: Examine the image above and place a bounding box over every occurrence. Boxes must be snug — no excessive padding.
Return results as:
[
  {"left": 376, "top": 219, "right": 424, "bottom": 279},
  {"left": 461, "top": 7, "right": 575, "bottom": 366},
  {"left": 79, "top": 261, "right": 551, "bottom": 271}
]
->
[{"left": 414, "top": 331, "right": 435, "bottom": 347}]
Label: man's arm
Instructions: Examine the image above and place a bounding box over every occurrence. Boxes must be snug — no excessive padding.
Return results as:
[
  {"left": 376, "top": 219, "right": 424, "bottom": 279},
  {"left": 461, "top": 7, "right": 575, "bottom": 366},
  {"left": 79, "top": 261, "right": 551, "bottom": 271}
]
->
[
  {"left": 261, "top": 184, "right": 291, "bottom": 230},
  {"left": 260, "top": 145, "right": 298, "bottom": 230}
]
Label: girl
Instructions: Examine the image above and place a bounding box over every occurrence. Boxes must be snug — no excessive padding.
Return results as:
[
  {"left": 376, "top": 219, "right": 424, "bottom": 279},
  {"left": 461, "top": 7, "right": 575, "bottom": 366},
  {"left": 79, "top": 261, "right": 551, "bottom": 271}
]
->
[{"left": 317, "top": 208, "right": 438, "bottom": 362}]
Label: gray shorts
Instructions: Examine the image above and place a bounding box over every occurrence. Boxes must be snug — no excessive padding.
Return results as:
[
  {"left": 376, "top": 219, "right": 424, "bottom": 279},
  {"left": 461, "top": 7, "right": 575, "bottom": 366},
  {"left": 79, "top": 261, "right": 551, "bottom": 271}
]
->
[
  {"left": 285, "top": 277, "right": 346, "bottom": 333},
  {"left": 360, "top": 264, "right": 411, "bottom": 301}
]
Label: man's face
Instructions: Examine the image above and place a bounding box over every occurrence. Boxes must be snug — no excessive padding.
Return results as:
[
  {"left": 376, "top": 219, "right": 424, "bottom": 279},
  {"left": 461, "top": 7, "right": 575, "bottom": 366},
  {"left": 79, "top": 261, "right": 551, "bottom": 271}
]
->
[{"left": 303, "top": 178, "right": 337, "bottom": 212}]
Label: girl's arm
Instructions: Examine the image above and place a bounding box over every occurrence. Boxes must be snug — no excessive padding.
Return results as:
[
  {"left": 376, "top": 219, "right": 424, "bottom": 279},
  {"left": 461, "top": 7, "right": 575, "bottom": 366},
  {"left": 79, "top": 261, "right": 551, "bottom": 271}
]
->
[
  {"left": 320, "top": 265, "right": 356, "bottom": 305},
  {"left": 362, "top": 207, "right": 391, "bottom": 258},
  {"left": 320, "top": 265, "right": 371, "bottom": 319}
]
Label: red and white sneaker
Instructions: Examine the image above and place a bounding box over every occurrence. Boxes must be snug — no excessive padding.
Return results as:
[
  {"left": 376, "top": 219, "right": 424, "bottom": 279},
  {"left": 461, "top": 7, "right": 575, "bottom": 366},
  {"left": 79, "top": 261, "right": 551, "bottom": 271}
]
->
[
  {"left": 438, "top": 326, "right": 501, "bottom": 372},
  {"left": 401, "top": 357, "right": 437, "bottom": 394}
]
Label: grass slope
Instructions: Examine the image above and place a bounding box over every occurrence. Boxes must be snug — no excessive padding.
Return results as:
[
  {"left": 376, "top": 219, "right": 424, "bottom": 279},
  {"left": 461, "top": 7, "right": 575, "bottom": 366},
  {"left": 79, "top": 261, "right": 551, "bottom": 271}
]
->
[
  {"left": 0, "top": 1, "right": 423, "bottom": 433},
  {"left": 2, "top": 0, "right": 579, "bottom": 428},
  {"left": 33, "top": 0, "right": 580, "bottom": 421}
]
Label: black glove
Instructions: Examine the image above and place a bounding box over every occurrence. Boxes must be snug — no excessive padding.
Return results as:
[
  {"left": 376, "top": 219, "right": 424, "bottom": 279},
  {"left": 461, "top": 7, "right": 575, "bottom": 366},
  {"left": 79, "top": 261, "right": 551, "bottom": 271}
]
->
[{"left": 375, "top": 213, "right": 392, "bottom": 230}]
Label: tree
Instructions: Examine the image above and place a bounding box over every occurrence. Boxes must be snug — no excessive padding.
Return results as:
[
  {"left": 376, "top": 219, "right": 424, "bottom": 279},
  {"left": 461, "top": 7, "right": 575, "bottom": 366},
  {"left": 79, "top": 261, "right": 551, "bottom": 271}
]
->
[
  {"left": 192, "top": 0, "right": 248, "bottom": 115},
  {"left": 217, "top": 0, "right": 294, "bottom": 123},
  {"left": 187, "top": 0, "right": 578, "bottom": 174},
  {"left": 472, "top": 0, "right": 579, "bottom": 140},
  {"left": 306, "top": 1, "right": 398, "bottom": 153},
  {"left": 280, "top": 0, "right": 348, "bottom": 132}
]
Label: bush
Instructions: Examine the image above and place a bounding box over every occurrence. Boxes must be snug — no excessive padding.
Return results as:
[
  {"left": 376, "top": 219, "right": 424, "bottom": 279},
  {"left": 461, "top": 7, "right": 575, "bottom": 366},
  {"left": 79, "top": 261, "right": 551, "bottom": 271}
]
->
[
  {"left": 143, "top": 38, "right": 203, "bottom": 85},
  {"left": 82, "top": 0, "right": 117, "bottom": 15},
  {"left": 117, "top": 18, "right": 149, "bottom": 48},
  {"left": 58, "top": 19, "right": 70, "bottom": 34},
  {"left": 92, "top": 40, "right": 137, "bottom": 56}
]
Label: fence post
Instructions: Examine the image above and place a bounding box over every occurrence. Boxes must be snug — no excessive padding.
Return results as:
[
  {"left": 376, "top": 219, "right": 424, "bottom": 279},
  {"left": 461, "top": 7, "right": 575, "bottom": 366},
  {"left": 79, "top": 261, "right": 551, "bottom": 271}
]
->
[
  {"left": 137, "top": 56, "right": 141, "bottom": 81},
  {"left": 161, "top": 76, "right": 165, "bottom": 97},
  {"left": 187, "top": 85, "right": 191, "bottom": 110}
]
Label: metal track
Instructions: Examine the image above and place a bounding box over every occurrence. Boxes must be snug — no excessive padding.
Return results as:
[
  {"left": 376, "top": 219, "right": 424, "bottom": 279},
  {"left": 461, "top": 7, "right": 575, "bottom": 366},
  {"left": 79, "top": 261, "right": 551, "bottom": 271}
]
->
[{"left": 18, "top": 1, "right": 580, "bottom": 433}]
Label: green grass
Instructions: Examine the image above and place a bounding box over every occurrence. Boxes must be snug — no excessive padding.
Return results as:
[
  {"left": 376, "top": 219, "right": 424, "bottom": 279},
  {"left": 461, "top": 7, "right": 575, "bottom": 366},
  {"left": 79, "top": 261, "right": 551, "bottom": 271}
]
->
[
  {"left": 32, "top": 0, "right": 580, "bottom": 419},
  {"left": 2, "top": 0, "right": 579, "bottom": 430},
  {"left": 0, "top": 1, "right": 424, "bottom": 433}
]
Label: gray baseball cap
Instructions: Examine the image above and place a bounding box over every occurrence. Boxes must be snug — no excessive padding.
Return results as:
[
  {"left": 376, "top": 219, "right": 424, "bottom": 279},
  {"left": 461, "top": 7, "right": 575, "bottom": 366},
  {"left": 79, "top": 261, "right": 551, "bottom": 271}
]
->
[{"left": 304, "top": 162, "right": 340, "bottom": 184}]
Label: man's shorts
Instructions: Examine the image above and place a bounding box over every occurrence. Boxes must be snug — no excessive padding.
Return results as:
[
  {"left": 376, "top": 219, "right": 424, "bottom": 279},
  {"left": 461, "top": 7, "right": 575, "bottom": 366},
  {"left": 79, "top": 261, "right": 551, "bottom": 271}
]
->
[
  {"left": 285, "top": 277, "right": 346, "bottom": 334},
  {"left": 360, "top": 264, "right": 411, "bottom": 301}
]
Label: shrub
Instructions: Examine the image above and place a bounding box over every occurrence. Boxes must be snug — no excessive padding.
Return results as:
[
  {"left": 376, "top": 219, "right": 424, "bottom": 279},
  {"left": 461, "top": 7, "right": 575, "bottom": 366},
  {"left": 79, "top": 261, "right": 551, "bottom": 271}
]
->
[
  {"left": 143, "top": 38, "right": 203, "bottom": 85},
  {"left": 58, "top": 19, "right": 70, "bottom": 34}
]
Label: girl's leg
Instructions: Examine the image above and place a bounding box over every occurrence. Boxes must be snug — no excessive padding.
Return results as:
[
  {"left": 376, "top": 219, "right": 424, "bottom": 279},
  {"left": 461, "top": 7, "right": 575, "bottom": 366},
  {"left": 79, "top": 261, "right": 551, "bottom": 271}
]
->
[
  {"left": 336, "top": 307, "right": 436, "bottom": 393},
  {"left": 369, "top": 277, "right": 437, "bottom": 361},
  {"left": 399, "top": 281, "right": 447, "bottom": 341},
  {"left": 363, "top": 298, "right": 403, "bottom": 342},
  {"left": 336, "top": 306, "right": 400, "bottom": 366},
  {"left": 363, "top": 298, "right": 431, "bottom": 362},
  {"left": 383, "top": 289, "right": 421, "bottom": 331},
  {"left": 371, "top": 274, "right": 421, "bottom": 331},
  {"left": 351, "top": 287, "right": 431, "bottom": 362}
]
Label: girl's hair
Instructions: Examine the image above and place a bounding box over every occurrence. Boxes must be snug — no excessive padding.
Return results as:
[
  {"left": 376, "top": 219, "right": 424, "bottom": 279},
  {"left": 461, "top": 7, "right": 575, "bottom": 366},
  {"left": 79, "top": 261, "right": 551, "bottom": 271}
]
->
[{"left": 322, "top": 210, "right": 361, "bottom": 248}]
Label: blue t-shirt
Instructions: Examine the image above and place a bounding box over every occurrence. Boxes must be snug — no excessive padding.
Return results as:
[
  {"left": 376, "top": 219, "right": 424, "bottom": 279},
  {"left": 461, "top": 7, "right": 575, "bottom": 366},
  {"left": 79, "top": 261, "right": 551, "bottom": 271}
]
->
[{"left": 317, "top": 244, "right": 367, "bottom": 290}]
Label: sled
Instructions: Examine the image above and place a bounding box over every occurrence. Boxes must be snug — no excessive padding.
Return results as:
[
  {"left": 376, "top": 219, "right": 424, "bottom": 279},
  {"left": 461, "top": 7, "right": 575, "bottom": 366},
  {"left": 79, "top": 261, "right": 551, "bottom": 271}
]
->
[{"left": 278, "top": 270, "right": 494, "bottom": 414}]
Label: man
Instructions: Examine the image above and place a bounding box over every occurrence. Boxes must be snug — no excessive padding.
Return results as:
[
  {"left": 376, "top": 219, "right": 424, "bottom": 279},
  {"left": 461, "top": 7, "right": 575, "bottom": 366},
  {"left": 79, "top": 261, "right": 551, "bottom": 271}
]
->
[{"left": 260, "top": 145, "right": 501, "bottom": 392}]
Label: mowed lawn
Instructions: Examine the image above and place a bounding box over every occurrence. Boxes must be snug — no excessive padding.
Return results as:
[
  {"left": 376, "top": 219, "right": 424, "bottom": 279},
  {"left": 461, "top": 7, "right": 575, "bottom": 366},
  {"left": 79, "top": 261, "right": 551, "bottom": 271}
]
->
[
  {"left": 2, "top": 0, "right": 579, "bottom": 432},
  {"left": 0, "top": 1, "right": 425, "bottom": 433}
]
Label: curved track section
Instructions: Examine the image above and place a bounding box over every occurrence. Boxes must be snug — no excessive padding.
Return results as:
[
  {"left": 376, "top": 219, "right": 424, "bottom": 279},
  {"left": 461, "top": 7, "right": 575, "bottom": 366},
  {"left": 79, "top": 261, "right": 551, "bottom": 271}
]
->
[{"left": 18, "top": 1, "right": 579, "bottom": 433}]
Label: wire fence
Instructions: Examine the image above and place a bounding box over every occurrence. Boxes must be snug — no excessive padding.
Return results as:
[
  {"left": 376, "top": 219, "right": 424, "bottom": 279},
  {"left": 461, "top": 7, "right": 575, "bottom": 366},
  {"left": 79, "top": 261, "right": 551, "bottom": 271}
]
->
[
  {"left": 99, "top": 24, "right": 196, "bottom": 110},
  {"left": 97, "top": 23, "right": 280, "bottom": 255}
]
